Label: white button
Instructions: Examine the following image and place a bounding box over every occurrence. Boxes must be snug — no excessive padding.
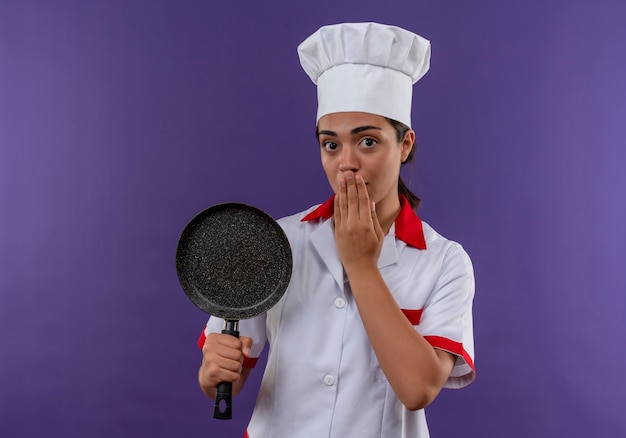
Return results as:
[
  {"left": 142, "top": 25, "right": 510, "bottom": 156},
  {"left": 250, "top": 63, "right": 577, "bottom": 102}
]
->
[
  {"left": 323, "top": 375, "right": 335, "bottom": 386},
  {"left": 334, "top": 297, "right": 346, "bottom": 309}
]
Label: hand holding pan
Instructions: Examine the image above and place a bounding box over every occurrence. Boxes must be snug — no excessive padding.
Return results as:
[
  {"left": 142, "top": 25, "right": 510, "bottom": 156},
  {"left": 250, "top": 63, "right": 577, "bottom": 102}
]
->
[{"left": 175, "top": 203, "right": 292, "bottom": 420}]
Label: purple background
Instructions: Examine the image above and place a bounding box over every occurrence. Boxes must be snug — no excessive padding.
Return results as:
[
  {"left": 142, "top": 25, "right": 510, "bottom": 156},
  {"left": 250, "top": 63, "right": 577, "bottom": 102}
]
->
[{"left": 1, "top": 1, "right": 625, "bottom": 437}]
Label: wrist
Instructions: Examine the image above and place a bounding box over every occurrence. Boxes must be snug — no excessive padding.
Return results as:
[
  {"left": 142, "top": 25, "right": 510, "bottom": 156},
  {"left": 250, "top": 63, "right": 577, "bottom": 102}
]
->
[{"left": 343, "top": 261, "right": 380, "bottom": 283}]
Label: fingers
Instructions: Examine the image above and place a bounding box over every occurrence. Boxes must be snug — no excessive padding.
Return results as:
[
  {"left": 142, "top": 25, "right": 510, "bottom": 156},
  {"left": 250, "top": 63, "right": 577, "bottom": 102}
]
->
[
  {"left": 345, "top": 172, "right": 359, "bottom": 219},
  {"left": 355, "top": 175, "right": 370, "bottom": 221},
  {"left": 199, "top": 333, "right": 249, "bottom": 389},
  {"left": 333, "top": 172, "right": 384, "bottom": 271},
  {"left": 334, "top": 189, "right": 341, "bottom": 226},
  {"left": 337, "top": 172, "right": 370, "bottom": 221},
  {"left": 240, "top": 336, "right": 253, "bottom": 358},
  {"left": 370, "top": 201, "right": 385, "bottom": 241}
]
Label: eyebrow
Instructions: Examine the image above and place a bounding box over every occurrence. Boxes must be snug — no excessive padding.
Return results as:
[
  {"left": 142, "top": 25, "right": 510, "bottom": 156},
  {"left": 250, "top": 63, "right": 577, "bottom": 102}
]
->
[{"left": 317, "top": 125, "right": 383, "bottom": 138}]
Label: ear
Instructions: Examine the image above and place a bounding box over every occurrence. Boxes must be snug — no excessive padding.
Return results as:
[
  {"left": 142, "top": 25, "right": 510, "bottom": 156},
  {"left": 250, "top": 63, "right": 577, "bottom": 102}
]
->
[{"left": 400, "top": 129, "right": 415, "bottom": 163}]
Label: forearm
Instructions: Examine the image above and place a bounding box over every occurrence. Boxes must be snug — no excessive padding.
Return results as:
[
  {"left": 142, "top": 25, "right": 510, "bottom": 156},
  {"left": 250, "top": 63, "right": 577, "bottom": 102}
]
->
[{"left": 347, "top": 263, "right": 454, "bottom": 410}]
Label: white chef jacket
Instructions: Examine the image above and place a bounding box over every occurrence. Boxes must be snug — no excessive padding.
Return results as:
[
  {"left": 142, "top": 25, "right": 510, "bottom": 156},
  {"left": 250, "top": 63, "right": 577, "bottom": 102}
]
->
[{"left": 200, "top": 195, "right": 476, "bottom": 437}]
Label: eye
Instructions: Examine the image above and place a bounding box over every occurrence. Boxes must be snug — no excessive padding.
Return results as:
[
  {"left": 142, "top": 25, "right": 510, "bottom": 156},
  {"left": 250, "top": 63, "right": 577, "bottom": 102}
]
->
[
  {"left": 323, "top": 141, "right": 339, "bottom": 151},
  {"left": 360, "top": 137, "right": 378, "bottom": 148}
]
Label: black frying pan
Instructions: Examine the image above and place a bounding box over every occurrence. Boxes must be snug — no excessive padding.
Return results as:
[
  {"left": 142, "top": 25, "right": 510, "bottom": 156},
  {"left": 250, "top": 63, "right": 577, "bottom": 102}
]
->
[{"left": 175, "top": 203, "right": 292, "bottom": 420}]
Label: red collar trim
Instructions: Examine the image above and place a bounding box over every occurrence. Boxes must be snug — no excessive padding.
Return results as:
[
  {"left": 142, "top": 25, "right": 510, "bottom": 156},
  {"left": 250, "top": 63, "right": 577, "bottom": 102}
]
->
[
  {"left": 301, "top": 197, "right": 335, "bottom": 221},
  {"left": 301, "top": 195, "right": 427, "bottom": 249}
]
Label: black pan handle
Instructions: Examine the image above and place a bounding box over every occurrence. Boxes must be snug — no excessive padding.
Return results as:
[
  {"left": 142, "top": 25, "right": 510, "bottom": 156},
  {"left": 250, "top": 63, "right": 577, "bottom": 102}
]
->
[{"left": 213, "top": 319, "right": 240, "bottom": 420}]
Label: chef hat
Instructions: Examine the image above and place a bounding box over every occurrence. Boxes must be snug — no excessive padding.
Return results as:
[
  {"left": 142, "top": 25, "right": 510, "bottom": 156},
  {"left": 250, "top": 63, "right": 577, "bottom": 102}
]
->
[{"left": 297, "top": 22, "right": 431, "bottom": 128}]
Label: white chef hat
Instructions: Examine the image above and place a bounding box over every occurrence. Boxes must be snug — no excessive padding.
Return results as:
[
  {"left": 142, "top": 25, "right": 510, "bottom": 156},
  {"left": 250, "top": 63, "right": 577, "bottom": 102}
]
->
[{"left": 297, "top": 22, "right": 431, "bottom": 128}]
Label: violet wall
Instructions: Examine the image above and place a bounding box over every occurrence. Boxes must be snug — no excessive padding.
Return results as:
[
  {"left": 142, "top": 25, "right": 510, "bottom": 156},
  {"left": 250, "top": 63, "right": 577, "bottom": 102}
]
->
[{"left": 1, "top": 1, "right": 625, "bottom": 436}]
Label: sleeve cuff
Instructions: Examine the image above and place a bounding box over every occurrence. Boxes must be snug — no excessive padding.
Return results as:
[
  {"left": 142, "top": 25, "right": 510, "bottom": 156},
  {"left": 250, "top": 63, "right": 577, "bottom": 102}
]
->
[{"left": 424, "top": 335, "right": 476, "bottom": 388}]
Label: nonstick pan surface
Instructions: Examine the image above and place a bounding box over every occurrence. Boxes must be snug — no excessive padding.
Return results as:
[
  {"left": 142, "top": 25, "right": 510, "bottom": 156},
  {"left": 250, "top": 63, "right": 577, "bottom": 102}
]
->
[{"left": 175, "top": 203, "right": 292, "bottom": 321}]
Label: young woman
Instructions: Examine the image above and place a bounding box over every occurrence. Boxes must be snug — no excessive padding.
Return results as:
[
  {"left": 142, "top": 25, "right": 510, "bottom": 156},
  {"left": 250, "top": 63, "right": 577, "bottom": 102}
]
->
[{"left": 197, "top": 22, "right": 475, "bottom": 437}]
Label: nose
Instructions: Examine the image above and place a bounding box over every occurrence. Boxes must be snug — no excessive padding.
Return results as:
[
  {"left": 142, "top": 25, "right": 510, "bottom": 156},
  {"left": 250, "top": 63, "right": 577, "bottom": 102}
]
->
[{"left": 339, "top": 146, "right": 359, "bottom": 172}]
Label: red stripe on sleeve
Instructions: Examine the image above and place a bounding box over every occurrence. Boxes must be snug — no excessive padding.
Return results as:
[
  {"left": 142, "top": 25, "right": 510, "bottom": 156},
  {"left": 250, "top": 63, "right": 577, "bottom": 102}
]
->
[
  {"left": 243, "top": 356, "right": 259, "bottom": 368},
  {"left": 401, "top": 308, "right": 423, "bottom": 325},
  {"left": 198, "top": 330, "right": 206, "bottom": 349},
  {"left": 424, "top": 335, "right": 475, "bottom": 371}
]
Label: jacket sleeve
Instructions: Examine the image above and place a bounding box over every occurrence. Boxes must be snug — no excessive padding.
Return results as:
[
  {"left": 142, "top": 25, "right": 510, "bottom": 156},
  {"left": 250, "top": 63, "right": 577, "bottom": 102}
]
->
[{"left": 417, "top": 242, "right": 476, "bottom": 389}]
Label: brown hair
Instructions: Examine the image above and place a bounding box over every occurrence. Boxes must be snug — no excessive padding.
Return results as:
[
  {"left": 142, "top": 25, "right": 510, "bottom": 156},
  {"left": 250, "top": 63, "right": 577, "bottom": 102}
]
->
[{"left": 385, "top": 118, "right": 421, "bottom": 210}]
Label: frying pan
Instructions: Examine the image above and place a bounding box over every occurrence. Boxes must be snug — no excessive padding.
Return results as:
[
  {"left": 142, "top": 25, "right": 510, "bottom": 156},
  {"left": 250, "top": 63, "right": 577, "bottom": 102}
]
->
[{"left": 175, "top": 203, "right": 292, "bottom": 420}]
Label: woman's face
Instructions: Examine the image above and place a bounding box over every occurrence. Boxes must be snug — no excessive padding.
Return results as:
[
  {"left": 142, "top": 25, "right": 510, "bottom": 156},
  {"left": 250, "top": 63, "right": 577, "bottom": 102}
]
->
[{"left": 317, "top": 112, "right": 414, "bottom": 212}]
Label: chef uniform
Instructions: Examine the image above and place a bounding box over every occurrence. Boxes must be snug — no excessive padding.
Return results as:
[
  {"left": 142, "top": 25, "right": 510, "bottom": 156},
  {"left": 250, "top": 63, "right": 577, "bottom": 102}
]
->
[{"left": 200, "top": 22, "right": 476, "bottom": 437}]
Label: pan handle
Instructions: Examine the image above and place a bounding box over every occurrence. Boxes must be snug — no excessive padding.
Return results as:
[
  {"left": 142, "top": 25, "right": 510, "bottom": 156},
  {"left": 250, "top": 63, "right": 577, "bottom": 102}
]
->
[{"left": 213, "top": 319, "right": 240, "bottom": 420}]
